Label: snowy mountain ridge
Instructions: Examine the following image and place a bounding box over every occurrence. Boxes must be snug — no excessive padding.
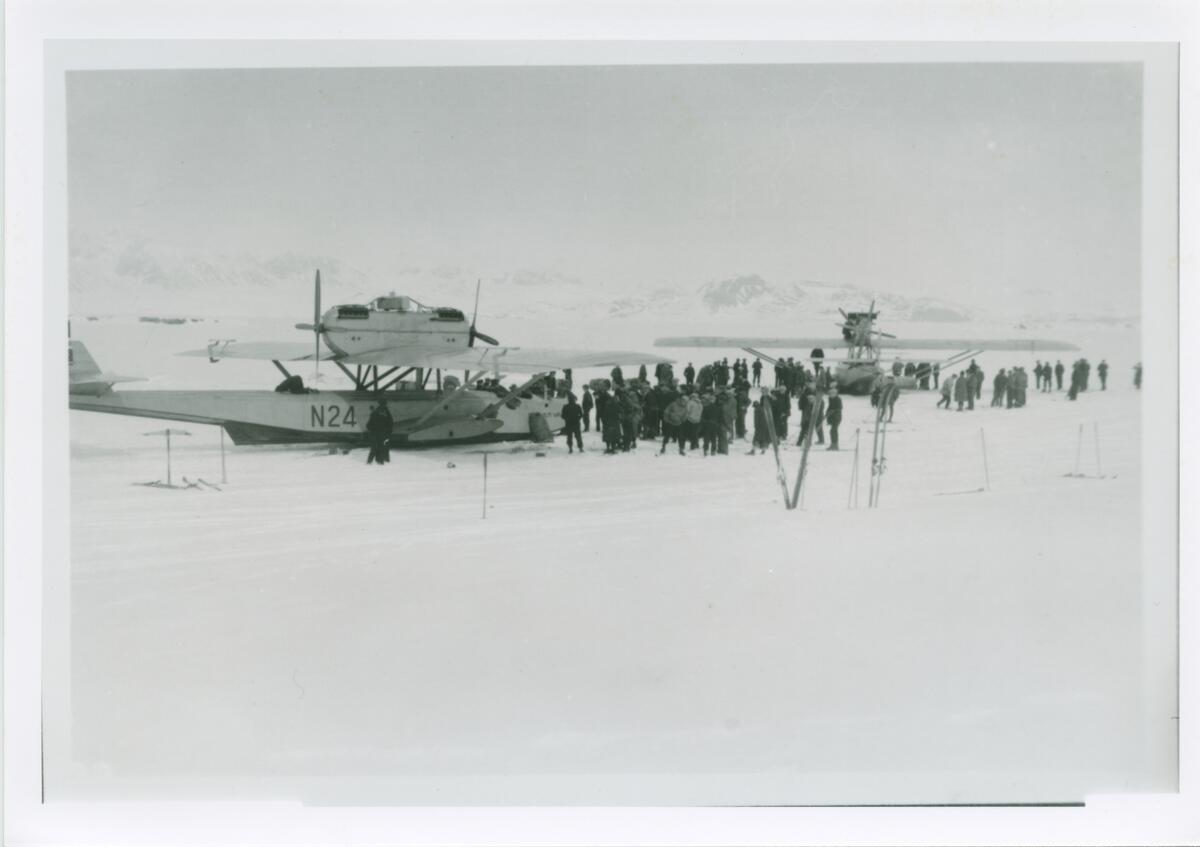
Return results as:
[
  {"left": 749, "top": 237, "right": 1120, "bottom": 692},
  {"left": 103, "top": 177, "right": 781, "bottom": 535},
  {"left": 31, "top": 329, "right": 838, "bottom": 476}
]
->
[{"left": 68, "top": 237, "right": 1131, "bottom": 330}]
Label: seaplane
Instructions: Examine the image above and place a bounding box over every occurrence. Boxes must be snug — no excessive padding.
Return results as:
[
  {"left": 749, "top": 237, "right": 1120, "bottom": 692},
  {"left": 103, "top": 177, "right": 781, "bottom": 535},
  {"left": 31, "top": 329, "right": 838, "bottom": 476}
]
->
[
  {"left": 70, "top": 272, "right": 670, "bottom": 447},
  {"left": 654, "top": 300, "right": 1080, "bottom": 395}
]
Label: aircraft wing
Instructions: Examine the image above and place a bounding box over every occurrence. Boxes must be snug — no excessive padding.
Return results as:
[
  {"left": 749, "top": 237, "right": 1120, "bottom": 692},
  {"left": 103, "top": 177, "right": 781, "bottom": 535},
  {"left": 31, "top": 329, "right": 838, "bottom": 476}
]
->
[
  {"left": 874, "top": 338, "right": 1080, "bottom": 352},
  {"left": 179, "top": 341, "right": 340, "bottom": 361},
  {"left": 656, "top": 336, "right": 1078, "bottom": 352},
  {"left": 184, "top": 341, "right": 669, "bottom": 372},
  {"left": 655, "top": 336, "right": 847, "bottom": 349},
  {"left": 343, "top": 346, "right": 673, "bottom": 372}
]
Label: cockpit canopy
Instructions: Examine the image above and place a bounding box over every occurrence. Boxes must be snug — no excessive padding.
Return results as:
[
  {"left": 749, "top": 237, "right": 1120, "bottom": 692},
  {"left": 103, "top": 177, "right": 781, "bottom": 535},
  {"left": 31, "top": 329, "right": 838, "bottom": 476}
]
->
[
  {"left": 335, "top": 296, "right": 467, "bottom": 323},
  {"left": 373, "top": 295, "right": 416, "bottom": 312}
]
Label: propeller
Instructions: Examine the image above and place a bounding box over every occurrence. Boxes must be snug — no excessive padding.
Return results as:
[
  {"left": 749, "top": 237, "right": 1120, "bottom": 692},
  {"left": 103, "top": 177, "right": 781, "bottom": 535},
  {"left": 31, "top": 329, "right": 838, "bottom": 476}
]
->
[
  {"left": 292, "top": 270, "right": 326, "bottom": 380},
  {"left": 468, "top": 279, "right": 499, "bottom": 347}
]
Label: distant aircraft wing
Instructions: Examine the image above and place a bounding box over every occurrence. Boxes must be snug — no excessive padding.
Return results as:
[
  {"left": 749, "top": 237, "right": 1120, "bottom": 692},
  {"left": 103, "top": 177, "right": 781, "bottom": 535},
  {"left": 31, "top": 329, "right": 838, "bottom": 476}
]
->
[
  {"left": 656, "top": 336, "right": 1078, "bottom": 352},
  {"left": 656, "top": 336, "right": 847, "bottom": 349},
  {"left": 179, "top": 341, "right": 340, "bottom": 361},
  {"left": 874, "top": 338, "right": 1080, "bottom": 352},
  {"left": 344, "top": 346, "right": 673, "bottom": 372}
]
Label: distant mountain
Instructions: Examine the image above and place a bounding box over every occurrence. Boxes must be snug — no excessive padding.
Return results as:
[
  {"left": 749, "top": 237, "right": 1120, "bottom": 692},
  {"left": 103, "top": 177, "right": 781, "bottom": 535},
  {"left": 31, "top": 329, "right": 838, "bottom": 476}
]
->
[{"left": 68, "top": 235, "right": 1021, "bottom": 329}]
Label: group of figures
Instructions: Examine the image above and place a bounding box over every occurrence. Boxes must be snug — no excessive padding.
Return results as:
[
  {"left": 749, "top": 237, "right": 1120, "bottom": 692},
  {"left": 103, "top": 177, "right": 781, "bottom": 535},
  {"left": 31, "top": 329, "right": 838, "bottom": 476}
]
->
[
  {"left": 360, "top": 353, "right": 1141, "bottom": 463},
  {"left": 560, "top": 360, "right": 847, "bottom": 457}
]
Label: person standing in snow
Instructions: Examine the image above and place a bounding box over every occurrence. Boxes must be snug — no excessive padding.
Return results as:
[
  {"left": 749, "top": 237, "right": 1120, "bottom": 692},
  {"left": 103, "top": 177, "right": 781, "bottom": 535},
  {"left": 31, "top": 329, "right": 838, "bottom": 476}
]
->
[
  {"left": 939, "top": 374, "right": 955, "bottom": 410},
  {"left": 825, "top": 388, "right": 843, "bottom": 450},
  {"left": 1098, "top": 359, "right": 1109, "bottom": 390},
  {"left": 684, "top": 389, "right": 704, "bottom": 451},
  {"left": 365, "top": 401, "right": 393, "bottom": 465},
  {"left": 955, "top": 371, "right": 971, "bottom": 411},
  {"left": 561, "top": 393, "right": 584, "bottom": 454},
  {"left": 992, "top": 369, "right": 1008, "bottom": 407},
  {"left": 749, "top": 399, "right": 770, "bottom": 455},
  {"left": 581, "top": 387, "right": 594, "bottom": 432},
  {"left": 798, "top": 386, "right": 825, "bottom": 446},
  {"left": 660, "top": 390, "right": 687, "bottom": 455}
]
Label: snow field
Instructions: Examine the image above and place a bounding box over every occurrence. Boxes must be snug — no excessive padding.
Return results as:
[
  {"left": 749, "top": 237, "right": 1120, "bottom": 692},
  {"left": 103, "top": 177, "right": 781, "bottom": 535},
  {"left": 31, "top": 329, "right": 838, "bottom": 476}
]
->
[{"left": 65, "top": 372, "right": 1151, "bottom": 804}]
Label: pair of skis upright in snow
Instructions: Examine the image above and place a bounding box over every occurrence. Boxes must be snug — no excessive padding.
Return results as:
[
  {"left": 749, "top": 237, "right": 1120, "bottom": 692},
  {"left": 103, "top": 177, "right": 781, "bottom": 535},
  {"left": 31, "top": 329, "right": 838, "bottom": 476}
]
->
[
  {"left": 867, "top": 397, "right": 890, "bottom": 508},
  {"left": 760, "top": 392, "right": 825, "bottom": 511}
]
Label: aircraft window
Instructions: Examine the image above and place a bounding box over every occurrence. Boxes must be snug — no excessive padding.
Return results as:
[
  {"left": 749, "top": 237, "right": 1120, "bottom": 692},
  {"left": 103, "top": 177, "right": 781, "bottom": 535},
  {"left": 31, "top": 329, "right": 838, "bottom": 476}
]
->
[
  {"left": 434, "top": 308, "right": 466, "bottom": 321},
  {"left": 337, "top": 305, "right": 370, "bottom": 319}
]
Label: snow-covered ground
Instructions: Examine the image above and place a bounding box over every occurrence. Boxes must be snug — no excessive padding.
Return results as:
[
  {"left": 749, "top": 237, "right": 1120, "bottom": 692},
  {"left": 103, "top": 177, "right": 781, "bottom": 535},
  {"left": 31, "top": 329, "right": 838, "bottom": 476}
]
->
[{"left": 59, "top": 317, "right": 1165, "bottom": 805}]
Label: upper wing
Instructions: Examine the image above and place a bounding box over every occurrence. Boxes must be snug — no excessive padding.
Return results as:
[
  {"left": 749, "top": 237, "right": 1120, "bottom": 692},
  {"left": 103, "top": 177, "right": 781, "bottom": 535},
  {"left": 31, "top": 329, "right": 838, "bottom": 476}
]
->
[
  {"left": 346, "top": 346, "right": 673, "bottom": 371},
  {"left": 656, "top": 336, "right": 847, "bottom": 349},
  {"left": 183, "top": 341, "right": 670, "bottom": 371},
  {"left": 179, "top": 341, "right": 339, "bottom": 361}
]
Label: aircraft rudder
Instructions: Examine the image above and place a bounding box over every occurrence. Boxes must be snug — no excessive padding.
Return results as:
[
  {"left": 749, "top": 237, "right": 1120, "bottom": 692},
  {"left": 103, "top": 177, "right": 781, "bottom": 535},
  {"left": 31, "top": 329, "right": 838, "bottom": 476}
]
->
[{"left": 68, "top": 339, "right": 101, "bottom": 378}]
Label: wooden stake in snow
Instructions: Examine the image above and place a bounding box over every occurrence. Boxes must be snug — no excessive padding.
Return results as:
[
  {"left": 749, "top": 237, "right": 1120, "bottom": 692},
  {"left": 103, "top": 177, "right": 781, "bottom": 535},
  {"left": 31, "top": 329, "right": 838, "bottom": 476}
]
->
[
  {"left": 847, "top": 427, "right": 861, "bottom": 509},
  {"left": 143, "top": 428, "right": 191, "bottom": 487},
  {"left": 980, "top": 427, "right": 991, "bottom": 491},
  {"left": 219, "top": 427, "right": 228, "bottom": 484}
]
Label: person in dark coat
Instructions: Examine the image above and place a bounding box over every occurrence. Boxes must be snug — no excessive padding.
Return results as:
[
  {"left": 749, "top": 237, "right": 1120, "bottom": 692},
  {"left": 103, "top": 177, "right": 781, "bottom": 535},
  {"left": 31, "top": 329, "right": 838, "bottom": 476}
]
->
[
  {"left": 932, "top": 363, "right": 941, "bottom": 389},
  {"left": 749, "top": 399, "right": 770, "bottom": 455},
  {"left": 955, "top": 370, "right": 971, "bottom": 411},
  {"left": 561, "top": 394, "right": 584, "bottom": 453},
  {"left": 581, "top": 387, "right": 594, "bottom": 431},
  {"left": 717, "top": 388, "right": 735, "bottom": 455},
  {"left": 641, "top": 387, "right": 660, "bottom": 438},
  {"left": 700, "top": 395, "right": 722, "bottom": 456},
  {"left": 825, "top": 388, "right": 843, "bottom": 450},
  {"left": 751, "top": 358, "right": 762, "bottom": 386},
  {"left": 661, "top": 393, "right": 688, "bottom": 455},
  {"left": 619, "top": 389, "right": 641, "bottom": 451},
  {"left": 1055, "top": 360, "right": 1065, "bottom": 390},
  {"left": 992, "top": 369, "right": 1008, "bottom": 407},
  {"left": 1134, "top": 362, "right": 1143, "bottom": 390},
  {"left": 611, "top": 365, "right": 625, "bottom": 387},
  {"left": 365, "top": 401, "right": 393, "bottom": 464},
  {"left": 594, "top": 387, "right": 610, "bottom": 434},
  {"left": 881, "top": 376, "right": 900, "bottom": 423},
  {"left": 600, "top": 392, "right": 624, "bottom": 453},
  {"left": 735, "top": 384, "right": 750, "bottom": 439},
  {"left": 773, "top": 388, "right": 792, "bottom": 439},
  {"left": 797, "top": 387, "right": 824, "bottom": 446},
  {"left": 684, "top": 363, "right": 696, "bottom": 387},
  {"left": 1098, "top": 359, "right": 1109, "bottom": 390}
]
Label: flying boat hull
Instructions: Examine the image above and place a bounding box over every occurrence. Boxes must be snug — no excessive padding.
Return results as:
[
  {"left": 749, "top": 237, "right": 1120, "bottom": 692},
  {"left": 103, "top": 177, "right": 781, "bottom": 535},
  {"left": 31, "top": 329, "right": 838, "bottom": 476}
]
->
[{"left": 70, "top": 388, "right": 566, "bottom": 447}]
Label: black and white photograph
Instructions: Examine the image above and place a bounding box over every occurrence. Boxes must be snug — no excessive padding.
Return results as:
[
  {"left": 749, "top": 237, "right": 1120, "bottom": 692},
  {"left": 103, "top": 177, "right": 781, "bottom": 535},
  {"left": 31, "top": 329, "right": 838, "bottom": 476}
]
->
[{"left": 4, "top": 5, "right": 1194, "bottom": 846}]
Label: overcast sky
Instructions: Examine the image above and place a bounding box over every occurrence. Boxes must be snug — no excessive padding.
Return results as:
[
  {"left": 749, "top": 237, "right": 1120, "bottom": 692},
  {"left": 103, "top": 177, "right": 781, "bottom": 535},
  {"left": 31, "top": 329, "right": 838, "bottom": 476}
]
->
[{"left": 67, "top": 63, "right": 1143, "bottom": 314}]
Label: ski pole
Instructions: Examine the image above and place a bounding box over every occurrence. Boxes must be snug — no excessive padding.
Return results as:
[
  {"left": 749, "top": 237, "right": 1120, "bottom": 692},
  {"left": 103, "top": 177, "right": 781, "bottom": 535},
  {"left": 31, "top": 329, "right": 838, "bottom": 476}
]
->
[
  {"left": 848, "top": 427, "right": 861, "bottom": 509},
  {"left": 980, "top": 427, "right": 990, "bottom": 491}
]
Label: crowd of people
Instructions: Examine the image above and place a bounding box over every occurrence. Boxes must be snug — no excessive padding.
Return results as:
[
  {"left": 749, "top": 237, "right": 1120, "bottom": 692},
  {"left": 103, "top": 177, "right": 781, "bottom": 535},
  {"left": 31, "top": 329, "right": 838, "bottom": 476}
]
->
[
  {"left": 556, "top": 358, "right": 851, "bottom": 457},
  {"left": 360, "top": 352, "right": 1137, "bottom": 463}
]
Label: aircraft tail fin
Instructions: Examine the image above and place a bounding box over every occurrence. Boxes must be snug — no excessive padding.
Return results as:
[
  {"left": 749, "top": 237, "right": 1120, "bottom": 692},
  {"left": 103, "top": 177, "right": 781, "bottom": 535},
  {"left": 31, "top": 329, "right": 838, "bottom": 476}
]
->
[
  {"left": 69, "top": 340, "right": 145, "bottom": 394},
  {"left": 69, "top": 340, "right": 101, "bottom": 379}
]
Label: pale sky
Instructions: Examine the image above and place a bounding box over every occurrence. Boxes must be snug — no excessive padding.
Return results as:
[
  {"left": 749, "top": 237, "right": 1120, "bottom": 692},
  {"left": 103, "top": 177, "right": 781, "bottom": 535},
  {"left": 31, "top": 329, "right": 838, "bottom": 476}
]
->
[{"left": 67, "top": 63, "right": 1143, "bottom": 314}]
